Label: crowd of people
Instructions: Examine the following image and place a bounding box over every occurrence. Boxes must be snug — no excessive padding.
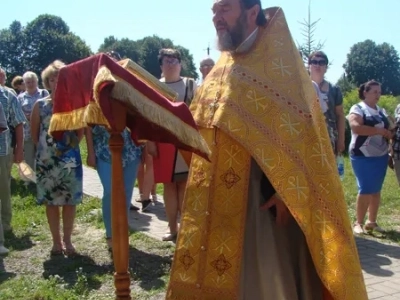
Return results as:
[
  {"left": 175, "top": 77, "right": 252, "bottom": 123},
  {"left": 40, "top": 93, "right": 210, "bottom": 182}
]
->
[
  {"left": 0, "top": 47, "right": 215, "bottom": 256},
  {"left": 0, "top": 0, "right": 397, "bottom": 298}
]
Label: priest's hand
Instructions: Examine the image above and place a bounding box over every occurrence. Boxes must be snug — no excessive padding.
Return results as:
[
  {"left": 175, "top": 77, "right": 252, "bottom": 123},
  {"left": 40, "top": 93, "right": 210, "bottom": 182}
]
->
[
  {"left": 260, "top": 194, "right": 291, "bottom": 226},
  {"left": 146, "top": 141, "right": 158, "bottom": 157}
]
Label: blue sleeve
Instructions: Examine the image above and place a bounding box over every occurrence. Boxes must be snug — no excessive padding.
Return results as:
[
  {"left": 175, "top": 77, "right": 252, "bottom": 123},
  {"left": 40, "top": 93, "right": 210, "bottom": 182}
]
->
[
  {"left": 9, "top": 93, "right": 27, "bottom": 127},
  {"left": 42, "top": 89, "right": 50, "bottom": 97},
  {"left": 0, "top": 103, "right": 7, "bottom": 128}
]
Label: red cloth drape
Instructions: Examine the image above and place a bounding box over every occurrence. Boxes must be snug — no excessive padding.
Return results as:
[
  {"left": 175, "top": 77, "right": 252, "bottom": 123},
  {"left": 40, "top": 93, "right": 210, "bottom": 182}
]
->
[{"left": 50, "top": 53, "right": 209, "bottom": 160}]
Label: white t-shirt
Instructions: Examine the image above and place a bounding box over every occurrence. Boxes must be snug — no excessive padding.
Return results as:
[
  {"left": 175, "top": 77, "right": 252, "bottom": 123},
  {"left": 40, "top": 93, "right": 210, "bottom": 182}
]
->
[
  {"left": 160, "top": 77, "right": 197, "bottom": 104},
  {"left": 348, "top": 102, "right": 388, "bottom": 157},
  {"left": 312, "top": 81, "right": 328, "bottom": 113},
  {"left": 159, "top": 76, "right": 198, "bottom": 176}
]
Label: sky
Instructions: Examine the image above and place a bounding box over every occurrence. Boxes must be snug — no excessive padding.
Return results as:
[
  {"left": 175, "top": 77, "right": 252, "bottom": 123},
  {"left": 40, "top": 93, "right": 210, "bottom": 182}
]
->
[{"left": 1, "top": 0, "right": 398, "bottom": 83}]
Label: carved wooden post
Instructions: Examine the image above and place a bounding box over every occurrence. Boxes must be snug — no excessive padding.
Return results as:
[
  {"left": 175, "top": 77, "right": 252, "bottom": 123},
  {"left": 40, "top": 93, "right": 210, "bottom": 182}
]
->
[{"left": 109, "top": 100, "right": 131, "bottom": 299}]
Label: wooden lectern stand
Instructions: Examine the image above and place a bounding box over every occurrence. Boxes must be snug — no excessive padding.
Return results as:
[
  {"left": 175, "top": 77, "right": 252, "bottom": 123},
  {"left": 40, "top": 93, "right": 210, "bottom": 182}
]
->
[
  {"left": 48, "top": 54, "right": 210, "bottom": 299},
  {"left": 109, "top": 101, "right": 130, "bottom": 299}
]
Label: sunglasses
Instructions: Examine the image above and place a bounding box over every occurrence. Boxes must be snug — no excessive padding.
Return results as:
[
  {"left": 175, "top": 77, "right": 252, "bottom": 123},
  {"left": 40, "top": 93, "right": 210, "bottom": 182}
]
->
[
  {"left": 310, "top": 59, "right": 327, "bottom": 66},
  {"left": 200, "top": 64, "right": 214, "bottom": 68}
]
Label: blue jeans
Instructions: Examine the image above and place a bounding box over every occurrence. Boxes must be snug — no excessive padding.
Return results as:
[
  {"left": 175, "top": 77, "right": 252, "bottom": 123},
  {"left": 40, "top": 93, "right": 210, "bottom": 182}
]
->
[{"left": 96, "top": 158, "right": 140, "bottom": 238}]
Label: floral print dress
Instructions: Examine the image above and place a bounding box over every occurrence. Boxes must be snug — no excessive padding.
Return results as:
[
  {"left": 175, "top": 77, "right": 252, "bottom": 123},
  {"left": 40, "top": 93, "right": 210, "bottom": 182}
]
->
[
  {"left": 35, "top": 98, "right": 83, "bottom": 206},
  {"left": 91, "top": 125, "right": 142, "bottom": 167}
]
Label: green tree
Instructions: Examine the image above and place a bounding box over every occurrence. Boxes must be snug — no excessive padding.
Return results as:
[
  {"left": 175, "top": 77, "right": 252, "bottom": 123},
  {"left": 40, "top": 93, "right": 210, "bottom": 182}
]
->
[
  {"left": 297, "top": 0, "right": 324, "bottom": 64},
  {"left": 0, "top": 21, "right": 26, "bottom": 80},
  {"left": 0, "top": 15, "right": 92, "bottom": 85},
  {"left": 98, "top": 35, "right": 198, "bottom": 79},
  {"left": 342, "top": 89, "right": 360, "bottom": 116},
  {"left": 342, "top": 88, "right": 399, "bottom": 116},
  {"left": 98, "top": 36, "right": 141, "bottom": 62},
  {"left": 137, "top": 36, "right": 174, "bottom": 78},
  {"left": 335, "top": 73, "right": 356, "bottom": 96},
  {"left": 23, "top": 15, "right": 92, "bottom": 74},
  {"left": 343, "top": 39, "right": 400, "bottom": 95}
]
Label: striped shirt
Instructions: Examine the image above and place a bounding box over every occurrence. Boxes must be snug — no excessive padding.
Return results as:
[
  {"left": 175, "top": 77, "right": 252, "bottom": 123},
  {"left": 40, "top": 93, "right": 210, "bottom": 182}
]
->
[{"left": 0, "top": 87, "right": 27, "bottom": 155}]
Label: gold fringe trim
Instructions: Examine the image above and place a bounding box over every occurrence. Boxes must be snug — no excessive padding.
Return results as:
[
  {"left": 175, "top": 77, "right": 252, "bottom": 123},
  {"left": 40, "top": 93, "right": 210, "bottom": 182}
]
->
[
  {"left": 84, "top": 101, "right": 110, "bottom": 128},
  {"left": 92, "top": 66, "right": 117, "bottom": 104},
  {"left": 119, "top": 59, "right": 178, "bottom": 101},
  {"left": 93, "top": 66, "right": 210, "bottom": 158},
  {"left": 49, "top": 106, "right": 87, "bottom": 133},
  {"left": 49, "top": 100, "right": 110, "bottom": 134}
]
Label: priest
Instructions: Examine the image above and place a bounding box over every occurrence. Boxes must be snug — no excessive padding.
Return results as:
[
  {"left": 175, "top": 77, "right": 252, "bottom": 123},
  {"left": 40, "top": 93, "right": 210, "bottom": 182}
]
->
[{"left": 166, "top": 1, "right": 367, "bottom": 300}]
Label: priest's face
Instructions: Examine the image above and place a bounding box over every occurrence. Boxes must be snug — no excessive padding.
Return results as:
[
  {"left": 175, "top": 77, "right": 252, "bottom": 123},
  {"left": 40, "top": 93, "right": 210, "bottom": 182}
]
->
[{"left": 212, "top": 0, "right": 248, "bottom": 51}]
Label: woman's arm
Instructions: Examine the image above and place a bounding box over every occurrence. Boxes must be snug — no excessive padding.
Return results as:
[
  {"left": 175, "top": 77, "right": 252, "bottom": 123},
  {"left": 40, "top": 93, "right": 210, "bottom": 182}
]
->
[
  {"left": 76, "top": 128, "right": 84, "bottom": 142},
  {"left": 84, "top": 127, "right": 96, "bottom": 168},
  {"left": 348, "top": 113, "right": 391, "bottom": 138},
  {"left": 30, "top": 102, "right": 40, "bottom": 146}
]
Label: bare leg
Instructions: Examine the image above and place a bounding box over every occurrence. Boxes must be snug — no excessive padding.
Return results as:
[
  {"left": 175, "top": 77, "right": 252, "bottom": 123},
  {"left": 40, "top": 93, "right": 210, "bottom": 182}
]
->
[
  {"left": 356, "top": 194, "right": 371, "bottom": 225},
  {"left": 367, "top": 192, "right": 380, "bottom": 223},
  {"left": 62, "top": 205, "right": 77, "bottom": 253},
  {"left": 142, "top": 154, "right": 155, "bottom": 200},
  {"left": 136, "top": 161, "right": 145, "bottom": 199},
  {"left": 163, "top": 182, "right": 179, "bottom": 235},
  {"left": 46, "top": 206, "right": 62, "bottom": 251}
]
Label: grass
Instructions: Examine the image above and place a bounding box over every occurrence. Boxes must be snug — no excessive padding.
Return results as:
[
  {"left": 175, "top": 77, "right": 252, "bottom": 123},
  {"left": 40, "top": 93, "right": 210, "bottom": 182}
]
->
[
  {"left": 0, "top": 142, "right": 399, "bottom": 299},
  {"left": 0, "top": 165, "right": 173, "bottom": 300}
]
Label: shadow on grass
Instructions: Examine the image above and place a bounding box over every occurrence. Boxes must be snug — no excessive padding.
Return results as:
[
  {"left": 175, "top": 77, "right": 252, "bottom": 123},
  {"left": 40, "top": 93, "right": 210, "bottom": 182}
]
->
[
  {"left": 4, "top": 230, "right": 35, "bottom": 252},
  {"left": 40, "top": 244, "right": 172, "bottom": 293},
  {"left": 0, "top": 257, "right": 16, "bottom": 285},
  {"left": 383, "top": 229, "right": 400, "bottom": 244},
  {"left": 42, "top": 253, "right": 112, "bottom": 291},
  {"left": 129, "top": 245, "right": 172, "bottom": 291},
  {"left": 10, "top": 178, "right": 36, "bottom": 199}
]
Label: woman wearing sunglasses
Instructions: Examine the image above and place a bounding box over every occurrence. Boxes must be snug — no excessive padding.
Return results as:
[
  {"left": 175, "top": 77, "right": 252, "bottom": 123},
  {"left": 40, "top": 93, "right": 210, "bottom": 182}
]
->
[{"left": 309, "top": 51, "right": 346, "bottom": 156}]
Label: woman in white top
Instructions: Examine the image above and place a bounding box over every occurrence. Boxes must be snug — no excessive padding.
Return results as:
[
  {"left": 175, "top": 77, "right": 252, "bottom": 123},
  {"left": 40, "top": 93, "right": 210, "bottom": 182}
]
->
[{"left": 347, "top": 80, "right": 393, "bottom": 234}]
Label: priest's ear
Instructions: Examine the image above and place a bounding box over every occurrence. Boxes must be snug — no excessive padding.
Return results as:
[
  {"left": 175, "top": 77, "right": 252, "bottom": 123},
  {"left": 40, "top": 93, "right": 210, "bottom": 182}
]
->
[
  {"left": 246, "top": 4, "right": 260, "bottom": 25},
  {"left": 247, "top": 4, "right": 266, "bottom": 27}
]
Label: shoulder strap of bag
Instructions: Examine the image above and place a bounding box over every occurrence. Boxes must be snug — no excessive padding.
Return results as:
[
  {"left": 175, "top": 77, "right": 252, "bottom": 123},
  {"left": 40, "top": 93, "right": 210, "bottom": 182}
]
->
[
  {"left": 183, "top": 77, "right": 189, "bottom": 104},
  {"left": 329, "top": 82, "right": 339, "bottom": 104},
  {"left": 183, "top": 77, "right": 194, "bottom": 105}
]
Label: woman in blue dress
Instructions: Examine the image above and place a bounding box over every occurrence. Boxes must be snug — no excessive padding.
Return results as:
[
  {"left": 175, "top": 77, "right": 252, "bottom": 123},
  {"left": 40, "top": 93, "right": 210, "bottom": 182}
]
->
[
  {"left": 85, "top": 123, "right": 142, "bottom": 250},
  {"left": 31, "top": 60, "right": 83, "bottom": 256},
  {"left": 85, "top": 50, "right": 143, "bottom": 251}
]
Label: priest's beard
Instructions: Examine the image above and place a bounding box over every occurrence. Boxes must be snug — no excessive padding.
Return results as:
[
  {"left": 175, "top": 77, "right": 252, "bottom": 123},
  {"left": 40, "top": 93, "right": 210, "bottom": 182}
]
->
[{"left": 216, "top": 12, "right": 248, "bottom": 51}]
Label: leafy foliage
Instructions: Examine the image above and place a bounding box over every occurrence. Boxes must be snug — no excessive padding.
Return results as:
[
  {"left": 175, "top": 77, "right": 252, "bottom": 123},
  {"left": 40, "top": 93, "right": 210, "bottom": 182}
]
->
[
  {"left": 98, "top": 35, "right": 198, "bottom": 79},
  {"left": 0, "top": 21, "right": 26, "bottom": 80},
  {"left": 336, "top": 74, "right": 356, "bottom": 96},
  {"left": 343, "top": 39, "right": 400, "bottom": 96},
  {"left": 0, "top": 15, "right": 198, "bottom": 87},
  {"left": 0, "top": 15, "right": 92, "bottom": 86},
  {"left": 342, "top": 88, "right": 399, "bottom": 116}
]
